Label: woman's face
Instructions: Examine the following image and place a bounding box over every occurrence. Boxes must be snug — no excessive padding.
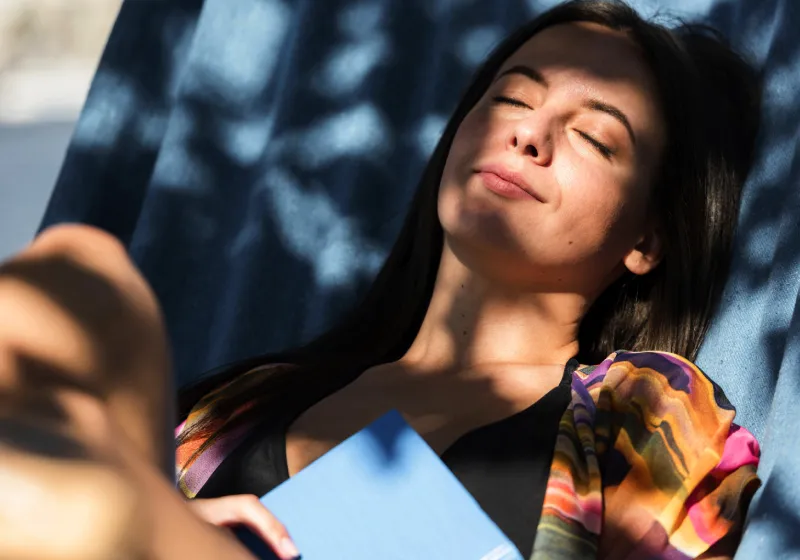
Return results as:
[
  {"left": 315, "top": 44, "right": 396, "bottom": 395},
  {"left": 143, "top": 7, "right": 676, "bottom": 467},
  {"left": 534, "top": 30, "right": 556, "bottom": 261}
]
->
[{"left": 438, "top": 22, "right": 666, "bottom": 294}]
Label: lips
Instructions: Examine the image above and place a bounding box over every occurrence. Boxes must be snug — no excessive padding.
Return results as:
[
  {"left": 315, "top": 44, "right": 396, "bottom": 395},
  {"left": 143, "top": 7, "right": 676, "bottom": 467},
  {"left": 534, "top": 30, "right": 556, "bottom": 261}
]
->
[{"left": 475, "top": 164, "right": 545, "bottom": 202}]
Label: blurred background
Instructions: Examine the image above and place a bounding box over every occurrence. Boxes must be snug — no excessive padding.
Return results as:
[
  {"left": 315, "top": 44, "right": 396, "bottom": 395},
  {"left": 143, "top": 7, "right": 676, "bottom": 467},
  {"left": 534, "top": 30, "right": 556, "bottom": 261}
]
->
[{"left": 0, "top": 0, "right": 120, "bottom": 261}]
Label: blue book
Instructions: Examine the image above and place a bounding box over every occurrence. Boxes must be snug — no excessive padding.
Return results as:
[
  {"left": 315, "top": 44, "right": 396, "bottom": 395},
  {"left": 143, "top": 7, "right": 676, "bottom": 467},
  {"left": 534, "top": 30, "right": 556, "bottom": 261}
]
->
[{"left": 236, "top": 410, "right": 523, "bottom": 560}]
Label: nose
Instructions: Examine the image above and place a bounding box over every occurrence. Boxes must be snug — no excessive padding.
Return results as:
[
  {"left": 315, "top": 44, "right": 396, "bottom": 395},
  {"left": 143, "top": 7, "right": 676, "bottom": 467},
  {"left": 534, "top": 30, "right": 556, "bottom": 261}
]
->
[{"left": 506, "top": 115, "right": 552, "bottom": 165}]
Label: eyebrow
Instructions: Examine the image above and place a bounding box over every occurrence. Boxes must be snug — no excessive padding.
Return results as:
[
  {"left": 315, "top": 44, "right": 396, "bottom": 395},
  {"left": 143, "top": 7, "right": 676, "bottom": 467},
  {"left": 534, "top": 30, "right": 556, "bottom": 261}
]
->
[
  {"left": 583, "top": 99, "right": 636, "bottom": 146},
  {"left": 495, "top": 64, "right": 549, "bottom": 87},
  {"left": 495, "top": 64, "right": 637, "bottom": 146}
]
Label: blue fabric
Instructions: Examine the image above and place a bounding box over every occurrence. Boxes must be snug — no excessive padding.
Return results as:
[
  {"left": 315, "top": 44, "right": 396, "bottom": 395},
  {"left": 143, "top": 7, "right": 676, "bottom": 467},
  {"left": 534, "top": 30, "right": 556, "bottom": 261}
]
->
[{"left": 40, "top": 0, "right": 800, "bottom": 556}]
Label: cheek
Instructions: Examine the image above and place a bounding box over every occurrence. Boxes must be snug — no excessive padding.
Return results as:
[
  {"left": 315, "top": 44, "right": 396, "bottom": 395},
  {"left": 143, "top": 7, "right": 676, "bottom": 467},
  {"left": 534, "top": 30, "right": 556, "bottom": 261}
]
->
[
  {"left": 438, "top": 110, "right": 487, "bottom": 219},
  {"left": 437, "top": 118, "right": 524, "bottom": 253},
  {"left": 556, "top": 161, "right": 647, "bottom": 255},
  {"left": 439, "top": 106, "right": 510, "bottom": 194},
  {"left": 559, "top": 162, "right": 621, "bottom": 218},
  {"left": 445, "top": 110, "right": 489, "bottom": 172}
]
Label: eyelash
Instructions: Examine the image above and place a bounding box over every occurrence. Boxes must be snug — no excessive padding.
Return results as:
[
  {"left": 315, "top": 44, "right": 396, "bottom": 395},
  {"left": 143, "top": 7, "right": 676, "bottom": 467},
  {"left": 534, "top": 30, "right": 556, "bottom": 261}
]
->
[
  {"left": 576, "top": 131, "right": 614, "bottom": 160},
  {"left": 493, "top": 95, "right": 530, "bottom": 109},
  {"left": 492, "top": 95, "right": 615, "bottom": 160}
]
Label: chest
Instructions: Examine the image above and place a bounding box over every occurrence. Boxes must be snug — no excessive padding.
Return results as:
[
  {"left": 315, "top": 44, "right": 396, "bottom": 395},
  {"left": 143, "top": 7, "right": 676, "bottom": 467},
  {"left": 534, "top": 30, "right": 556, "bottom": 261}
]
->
[
  {"left": 195, "top": 375, "right": 572, "bottom": 559},
  {"left": 284, "top": 365, "right": 565, "bottom": 477}
]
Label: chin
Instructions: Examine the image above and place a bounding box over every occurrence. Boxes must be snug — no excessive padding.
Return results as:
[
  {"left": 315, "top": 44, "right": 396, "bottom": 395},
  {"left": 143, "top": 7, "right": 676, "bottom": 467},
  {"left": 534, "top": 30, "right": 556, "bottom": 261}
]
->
[{"left": 440, "top": 180, "right": 524, "bottom": 248}]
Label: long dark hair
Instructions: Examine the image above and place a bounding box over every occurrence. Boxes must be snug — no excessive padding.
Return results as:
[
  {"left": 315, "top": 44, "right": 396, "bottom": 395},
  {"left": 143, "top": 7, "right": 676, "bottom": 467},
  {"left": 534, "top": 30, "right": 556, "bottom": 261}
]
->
[{"left": 178, "top": 0, "right": 761, "bottom": 456}]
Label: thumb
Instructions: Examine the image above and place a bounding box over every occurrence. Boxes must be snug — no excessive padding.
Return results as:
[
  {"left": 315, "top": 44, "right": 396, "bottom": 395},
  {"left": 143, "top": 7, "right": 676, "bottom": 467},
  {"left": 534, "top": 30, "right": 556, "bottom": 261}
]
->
[{"left": 189, "top": 495, "right": 300, "bottom": 560}]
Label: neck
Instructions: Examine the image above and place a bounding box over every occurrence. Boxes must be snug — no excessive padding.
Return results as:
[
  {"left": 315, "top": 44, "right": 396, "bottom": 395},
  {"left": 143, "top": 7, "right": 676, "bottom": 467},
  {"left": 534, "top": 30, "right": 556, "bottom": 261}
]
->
[{"left": 400, "top": 240, "right": 584, "bottom": 374}]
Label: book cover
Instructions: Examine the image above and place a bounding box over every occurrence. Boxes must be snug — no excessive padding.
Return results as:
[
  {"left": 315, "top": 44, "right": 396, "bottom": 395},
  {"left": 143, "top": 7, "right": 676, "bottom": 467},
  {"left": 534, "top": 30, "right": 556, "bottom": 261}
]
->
[{"left": 237, "top": 410, "right": 523, "bottom": 560}]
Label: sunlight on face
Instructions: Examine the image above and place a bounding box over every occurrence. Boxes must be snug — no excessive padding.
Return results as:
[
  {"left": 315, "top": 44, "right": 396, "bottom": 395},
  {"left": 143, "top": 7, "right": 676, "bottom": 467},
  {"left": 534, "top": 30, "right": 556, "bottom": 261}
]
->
[{"left": 438, "top": 22, "right": 666, "bottom": 293}]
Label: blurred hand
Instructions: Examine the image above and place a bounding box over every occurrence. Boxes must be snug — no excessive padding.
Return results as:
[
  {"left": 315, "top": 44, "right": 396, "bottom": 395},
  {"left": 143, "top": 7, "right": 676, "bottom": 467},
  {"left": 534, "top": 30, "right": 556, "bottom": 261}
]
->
[
  {"left": 188, "top": 495, "right": 300, "bottom": 560},
  {"left": 0, "top": 225, "right": 274, "bottom": 560},
  {"left": 0, "top": 445, "right": 148, "bottom": 560}
]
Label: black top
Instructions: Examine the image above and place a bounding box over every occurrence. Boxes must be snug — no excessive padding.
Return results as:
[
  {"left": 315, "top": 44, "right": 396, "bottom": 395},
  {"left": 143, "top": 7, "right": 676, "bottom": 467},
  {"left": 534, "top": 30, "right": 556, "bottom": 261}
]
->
[{"left": 196, "top": 361, "right": 574, "bottom": 557}]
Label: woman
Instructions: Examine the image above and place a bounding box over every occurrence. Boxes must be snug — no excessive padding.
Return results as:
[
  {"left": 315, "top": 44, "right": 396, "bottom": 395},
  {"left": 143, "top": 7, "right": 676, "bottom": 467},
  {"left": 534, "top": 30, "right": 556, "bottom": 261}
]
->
[{"left": 0, "top": 1, "right": 762, "bottom": 559}]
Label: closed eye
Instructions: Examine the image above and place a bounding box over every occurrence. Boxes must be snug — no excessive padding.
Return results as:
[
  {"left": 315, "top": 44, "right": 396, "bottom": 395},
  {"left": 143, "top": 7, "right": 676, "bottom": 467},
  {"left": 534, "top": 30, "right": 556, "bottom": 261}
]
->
[
  {"left": 493, "top": 95, "right": 614, "bottom": 160},
  {"left": 576, "top": 130, "right": 614, "bottom": 160},
  {"left": 493, "top": 95, "right": 532, "bottom": 110}
]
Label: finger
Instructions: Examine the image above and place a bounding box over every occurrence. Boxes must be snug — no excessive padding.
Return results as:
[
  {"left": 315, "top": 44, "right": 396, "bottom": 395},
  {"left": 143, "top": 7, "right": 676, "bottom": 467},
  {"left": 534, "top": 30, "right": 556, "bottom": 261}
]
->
[
  {"left": 238, "top": 496, "right": 300, "bottom": 560},
  {"left": 192, "top": 495, "right": 300, "bottom": 560}
]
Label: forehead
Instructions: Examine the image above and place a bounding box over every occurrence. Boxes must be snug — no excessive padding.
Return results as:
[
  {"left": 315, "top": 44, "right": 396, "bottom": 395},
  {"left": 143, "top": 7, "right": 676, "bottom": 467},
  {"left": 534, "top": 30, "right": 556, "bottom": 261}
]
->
[
  {"left": 496, "top": 22, "right": 665, "bottom": 152},
  {"left": 499, "top": 22, "right": 655, "bottom": 92}
]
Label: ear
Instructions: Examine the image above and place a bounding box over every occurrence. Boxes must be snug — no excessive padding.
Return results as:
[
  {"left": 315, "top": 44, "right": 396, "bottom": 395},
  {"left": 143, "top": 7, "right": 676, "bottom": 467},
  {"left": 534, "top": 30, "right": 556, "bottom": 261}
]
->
[{"left": 623, "top": 226, "right": 663, "bottom": 276}]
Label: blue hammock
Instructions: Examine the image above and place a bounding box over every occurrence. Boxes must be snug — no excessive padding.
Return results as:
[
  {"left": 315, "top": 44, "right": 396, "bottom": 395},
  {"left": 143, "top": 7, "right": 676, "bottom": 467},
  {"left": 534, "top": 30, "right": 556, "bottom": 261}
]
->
[{"left": 40, "top": 0, "right": 800, "bottom": 556}]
